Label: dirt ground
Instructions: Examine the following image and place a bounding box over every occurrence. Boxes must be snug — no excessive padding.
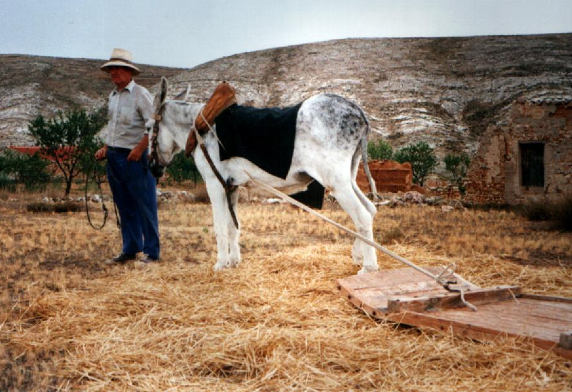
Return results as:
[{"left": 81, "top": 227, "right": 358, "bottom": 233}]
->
[{"left": 1, "top": 188, "right": 571, "bottom": 391}]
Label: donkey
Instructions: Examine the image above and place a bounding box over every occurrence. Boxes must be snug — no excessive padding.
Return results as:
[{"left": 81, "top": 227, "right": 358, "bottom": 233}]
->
[{"left": 148, "top": 78, "right": 379, "bottom": 274}]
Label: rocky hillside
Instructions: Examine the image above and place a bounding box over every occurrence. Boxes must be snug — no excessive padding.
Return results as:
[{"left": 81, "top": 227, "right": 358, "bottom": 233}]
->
[
  {"left": 2, "top": 34, "right": 571, "bottom": 164},
  {"left": 164, "top": 33, "right": 571, "bottom": 161},
  {"left": 0, "top": 55, "right": 184, "bottom": 147}
]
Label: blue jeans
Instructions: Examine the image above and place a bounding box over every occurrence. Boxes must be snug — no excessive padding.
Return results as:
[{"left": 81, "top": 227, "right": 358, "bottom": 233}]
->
[{"left": 107, "top": 148, "right": 160, "bottom": 259}]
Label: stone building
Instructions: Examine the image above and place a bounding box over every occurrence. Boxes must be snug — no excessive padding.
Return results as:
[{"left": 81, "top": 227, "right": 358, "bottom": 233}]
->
[{"left": 465, "top": 92, "right": 571, "bottom": 205}]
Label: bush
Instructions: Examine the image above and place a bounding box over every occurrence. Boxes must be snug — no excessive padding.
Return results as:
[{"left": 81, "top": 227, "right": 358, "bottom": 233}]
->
[
  {"left": 367, "top": 139, "right": 393, "bottom": 160},
  {"left": 26, "top": 202, "right": 54, "bottom": 213},
  {"left": 26, "top": 201, "right": 83, "bottom": 213},
  {"left": 0, "top": 174, "right": 17, "bottom": 192},
  {"left": 53, "top": 201, "right": 83, "bottom": 213},
  {"left": 0, "top": 149, "right": 51, "bottom": 191},
  {"left": 166, "top": 152, "right": 202, "bottom": 184},
  {"left": 444, "top": 153, "right": 470, "bottom": 194},
  {"left": 394, "top": 142, "right": 437, "bottom": 186}
]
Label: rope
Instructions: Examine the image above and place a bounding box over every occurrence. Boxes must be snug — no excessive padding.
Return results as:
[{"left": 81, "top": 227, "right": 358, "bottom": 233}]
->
[{"left": 84, "top": 163, "right": 119, "bottom": 230}]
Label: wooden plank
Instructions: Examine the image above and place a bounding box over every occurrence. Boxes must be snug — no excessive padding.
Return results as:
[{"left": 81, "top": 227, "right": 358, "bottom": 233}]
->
[
  {"left": 338, "top": 267, "right": 478, "bottom": 292},
  {"left": 425, "top": 300, "right": 572, "bottom": 340},
  {"left": 337, "top": 267, "right": 480, "bottom": 314},
  {"left": 519, "top": 293, "right": 572, "bottom": 304},
  {"left": 386, "top": 286, "right": 521, "bottom": 313},
  {"left": 384, "top": 310, "right": 572, "bottom": 360}
]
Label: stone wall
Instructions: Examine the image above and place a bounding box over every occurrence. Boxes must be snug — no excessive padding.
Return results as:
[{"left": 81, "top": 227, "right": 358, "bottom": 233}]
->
[
  {"left": 465, "top": 98, "right": 572, "bottom": 205},
  {"left": 357, "top": 160, "right": 413, "bottom": 193}
]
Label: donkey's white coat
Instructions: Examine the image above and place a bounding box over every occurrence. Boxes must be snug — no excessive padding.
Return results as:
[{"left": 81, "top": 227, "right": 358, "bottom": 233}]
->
[{"left": 150, "top": 80, "right": 378, "bottom": 274}]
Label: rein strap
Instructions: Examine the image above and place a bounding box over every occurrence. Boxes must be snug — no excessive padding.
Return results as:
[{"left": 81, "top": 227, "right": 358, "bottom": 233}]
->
[{"left": 192, "top": 124, "right": 239, "bottom": 229}]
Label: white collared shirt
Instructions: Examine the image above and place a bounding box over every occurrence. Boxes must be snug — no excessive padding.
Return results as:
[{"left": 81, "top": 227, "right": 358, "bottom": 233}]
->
[{"left": 104, "top": 80, "right": 153, "bottom": 149}]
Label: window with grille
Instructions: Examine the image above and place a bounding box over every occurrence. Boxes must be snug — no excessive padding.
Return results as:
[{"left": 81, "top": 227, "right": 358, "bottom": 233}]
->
[{"left": 520, "top": 142, "right": 544, "bottom": 188}]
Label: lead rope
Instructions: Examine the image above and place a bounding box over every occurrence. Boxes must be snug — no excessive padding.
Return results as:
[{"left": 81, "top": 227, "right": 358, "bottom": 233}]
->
[
  {"left": 248, "top": 176, "right": 478, "bottom": 311},
  {"left": 84, "top": 163, "right": 120, "bottom": 230}
]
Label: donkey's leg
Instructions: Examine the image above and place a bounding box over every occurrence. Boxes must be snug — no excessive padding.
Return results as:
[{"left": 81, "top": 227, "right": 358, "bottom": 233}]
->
[
  {"left": 350, "top": 162, "right": 376, "bottom": 264},
  {"left": 204, "top": 180, "right": 232, "bottom": 270},
  {"left": 227, "top": 187, "right": 241, "bottom": 267},
  {"left": 330, "top": 181, "right": 378, "bottom": 274},
  {"left": 351, "top": 181, "right": 376, "bottom": 269},
  {"left": 349, "top": 149, "right": 376, "bottom": 266}
]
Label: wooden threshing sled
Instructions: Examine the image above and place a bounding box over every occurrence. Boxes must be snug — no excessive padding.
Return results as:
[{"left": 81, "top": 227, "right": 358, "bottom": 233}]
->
[{"left": 337, "top": 267, "right": 572, "bottom": 359}]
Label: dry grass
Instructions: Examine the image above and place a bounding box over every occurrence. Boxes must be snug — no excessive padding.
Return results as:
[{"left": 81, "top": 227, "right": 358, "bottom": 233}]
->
[{"left": 1, "top": 189, "right": 571, "bottom": 391}]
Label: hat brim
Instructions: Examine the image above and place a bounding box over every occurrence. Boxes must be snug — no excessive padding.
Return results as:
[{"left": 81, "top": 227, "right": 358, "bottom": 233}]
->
[{"left": 101, "top": 61, "right": 140, "bottom": 75}]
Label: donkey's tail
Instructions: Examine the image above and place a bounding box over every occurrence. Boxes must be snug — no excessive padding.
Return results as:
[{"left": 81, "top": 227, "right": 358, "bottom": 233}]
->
[{"left": 360, "top": 116, "right": 379, "bottom": 200}]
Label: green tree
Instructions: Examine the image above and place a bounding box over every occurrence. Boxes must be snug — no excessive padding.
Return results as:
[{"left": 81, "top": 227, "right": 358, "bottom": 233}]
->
[
  {"left": 394, "top": 141, "right": 437, "bottom": 186},
  {"left": 166, "top": 152, "right": 203, "bottom": 184},
  {"left": 367, "top": 139, "right": 393, "bottom": 160},
  {"left": 27, "top": 107, "right": 106, "bottom": 197},
  {"left": 444, "top": 152, "right": 470, "bottom": 195}
]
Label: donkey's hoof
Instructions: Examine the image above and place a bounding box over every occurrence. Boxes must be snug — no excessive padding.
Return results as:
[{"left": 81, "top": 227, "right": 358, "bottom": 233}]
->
[
  {"left": 213, "top": 261, "right": 230, "bottom": 271},
  {"left": 358, "top": 265, "right": 379, "bottom": 275}
]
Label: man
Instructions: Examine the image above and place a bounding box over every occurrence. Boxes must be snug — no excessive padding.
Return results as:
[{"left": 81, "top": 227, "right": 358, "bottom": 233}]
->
[{"left": 95, "top": 48, "right": 160, "bottom": 264}]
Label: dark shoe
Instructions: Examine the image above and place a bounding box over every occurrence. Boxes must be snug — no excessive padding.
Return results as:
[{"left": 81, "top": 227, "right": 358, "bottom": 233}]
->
[
  {"left": 105, "top": 253, "right": 136, "bottom": 265},
  {"left": 134, "top": 254, "right": 159, "bottom": 269},
  {"left": 140, "top": 254, "right": 159, "bottom": 263}
]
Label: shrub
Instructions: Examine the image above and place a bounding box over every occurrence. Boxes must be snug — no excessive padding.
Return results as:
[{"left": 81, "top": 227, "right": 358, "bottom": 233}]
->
[
  {"left": 367, "top": 139, "right": 393, "bottom": 160},
  {"left": 394, "top": 142, "right": 437, "bottom": 186},
  {"left": 53, "top": 201, "right": 83, "bottom": 213},
  {"left": 0, "top": 149, "right": 51, "bottom": 191},
  {"left": 26, "top": 202, "right": 54, "bottom": 213},
  {"left": 26, "top": 201, "right": 83, "bottom": 213},
  {"left": 0, "top": 174, "right": 17, "bottom": 192},
  {"left": 166, "top": 152, "right": 202, "bottom": 184},
  {"left": 444, "top": 153, "right": 470, "bottom": 194}
]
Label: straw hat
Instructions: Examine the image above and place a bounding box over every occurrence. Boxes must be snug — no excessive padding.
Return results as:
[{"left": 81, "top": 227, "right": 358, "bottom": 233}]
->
[{"left": 100, "top": 48, "right": 141, "bottom": 75}]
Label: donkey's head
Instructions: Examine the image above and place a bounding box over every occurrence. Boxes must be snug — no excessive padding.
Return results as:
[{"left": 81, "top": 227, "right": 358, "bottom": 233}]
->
[{"left": 148, "top": 77, "right": 182, "bottom": 178}]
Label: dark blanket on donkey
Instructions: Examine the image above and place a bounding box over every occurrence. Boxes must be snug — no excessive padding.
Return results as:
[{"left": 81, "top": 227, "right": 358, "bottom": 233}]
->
[{"left": 215, "top": 103, "right": 303, "bottom": 179}]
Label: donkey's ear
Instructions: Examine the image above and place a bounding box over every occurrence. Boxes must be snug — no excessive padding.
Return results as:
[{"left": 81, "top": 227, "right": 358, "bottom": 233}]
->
[
  {"left": 159, "top": 77, "right": 168, "bottom": 103},
  {"left": 154, "top": 77, "right": 168, "bottom": 109}
]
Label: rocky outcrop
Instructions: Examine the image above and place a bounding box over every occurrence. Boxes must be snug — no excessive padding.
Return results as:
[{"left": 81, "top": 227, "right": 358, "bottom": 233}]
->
[
  {"left": 0, "top": 55, "right": 185, "bottom": 147},
  {"left": 162, "top": 34, "right": 571, "bottom": 170},
  {"left": 1, "top": 34, "right": 570, "bottom": 169}
]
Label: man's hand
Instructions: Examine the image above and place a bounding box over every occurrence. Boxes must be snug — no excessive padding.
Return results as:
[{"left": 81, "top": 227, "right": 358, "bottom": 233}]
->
[
  {"left": 95, "top": 146, "right": 107, "bottom": 161},
  {"left": 127, "top": 145, "right": 145, "bottom": 161},
  {"left": 128, "top": 134, "right": 150, "bottom": 162}
]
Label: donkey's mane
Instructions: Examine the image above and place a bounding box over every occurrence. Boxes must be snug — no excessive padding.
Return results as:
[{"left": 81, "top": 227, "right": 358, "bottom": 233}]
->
[{"left": 166, "top": 100, "right": 202, "bottom": 127}]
